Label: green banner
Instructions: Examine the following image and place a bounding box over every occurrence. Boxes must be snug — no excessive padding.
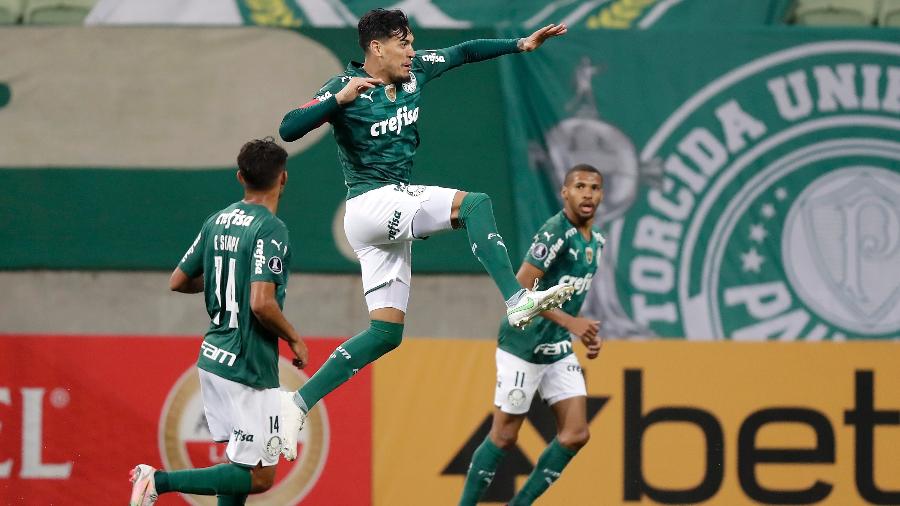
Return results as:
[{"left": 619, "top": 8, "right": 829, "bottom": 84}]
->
[
  {"left": 0, "top": 27, "right": 514, "bottom": 272},
  {"left": 500, "top": 28, "right": 900, "bottom": 340}
]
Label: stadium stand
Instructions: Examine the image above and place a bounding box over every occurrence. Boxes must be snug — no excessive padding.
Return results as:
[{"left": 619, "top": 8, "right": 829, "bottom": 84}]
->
[
  {"left": 878, "top": 0, "right": 900, "bottom": 25},
  {"left": 0, "top": 0, "right": 23, "bottom": 24},
  {"left": 23, "top": 0, "right": 96, "bottom": 24},
  {"left": 792, "top": 0, "right": 878, "bottom": 25}
]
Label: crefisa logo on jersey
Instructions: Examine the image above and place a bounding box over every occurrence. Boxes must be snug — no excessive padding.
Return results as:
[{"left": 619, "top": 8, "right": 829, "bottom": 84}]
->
[
  {"left": 158, "top": 358, "right": 330, "bottom": 505},
  {"left": 617, "top": 42, "right": 900, "bottom": 340}
]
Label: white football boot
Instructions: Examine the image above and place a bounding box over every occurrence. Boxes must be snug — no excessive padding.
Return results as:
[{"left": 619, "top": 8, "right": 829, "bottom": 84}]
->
[
  {"left": 128, "top": 464, "right": 158, "bottom": 506},
  {"left": 280, "top": 390, "right": 308, "bottom": 461},
  {"left": 507, "top": 281, "right": 575, "bottom": 329}
]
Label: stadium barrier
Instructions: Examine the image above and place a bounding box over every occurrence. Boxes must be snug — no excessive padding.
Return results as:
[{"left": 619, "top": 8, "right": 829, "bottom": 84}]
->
[{"left": 2, "top": 335, "right": 897, "bottom": 504}]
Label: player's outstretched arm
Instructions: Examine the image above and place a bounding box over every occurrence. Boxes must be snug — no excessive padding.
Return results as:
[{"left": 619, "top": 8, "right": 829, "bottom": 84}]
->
[
  {"left": 517, "top": 23, "right": 568, "bottom": 52},
  {"left": 420, "top": 25, "right": 565, "bottom": 81},
  {"left": 169, "top": 267, "right": 203, "bottom": 294},
  {"left": 279, "top": 77, "right": 382, "bottom": 142},
  {"left": 250, "top": 281, "right": 309, "bottom": 368}
]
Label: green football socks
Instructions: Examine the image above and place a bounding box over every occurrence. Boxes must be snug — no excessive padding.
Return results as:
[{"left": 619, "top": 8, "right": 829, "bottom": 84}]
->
[
  {"left": 509, "top": 438, "right": 578, "bottom": 505},
  {"left": 296, "top": 320, "right": 404, "bottom": 410},
  {"left": 217, "top": 494, "right": 248, "bottom": 505},
  {"left": 458, "top": 192, "right": 522, "bottom": 300},
  {"left": 459, "top": 436, "right": 506, "bottom": 506},
  {"left": 154, "top": 463, "right": 252, "bottom": 496}
]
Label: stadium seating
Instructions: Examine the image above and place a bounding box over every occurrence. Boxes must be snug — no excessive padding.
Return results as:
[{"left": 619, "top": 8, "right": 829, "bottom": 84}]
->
[
  {"left": 793, "top": 0, "right": 878, "bottom": 25},
  {"left": 0, "top": 0, "right": 23, "bottom": 24},
  {"left": 878, "top": 0, "right": 900, "bottom": 25},
  {"left": 23, "top": 0, "right": 96, "bottom": 24}
]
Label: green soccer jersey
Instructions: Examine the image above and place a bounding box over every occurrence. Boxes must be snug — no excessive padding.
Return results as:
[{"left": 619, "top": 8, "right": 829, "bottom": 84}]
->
[
  {"left": 498, "top": 211, "right": 605, "bottom": 365},
  {"left": 280, "top": 39, "right": 521, "bottom": 199},
  {"left": 178, "top": 201, "right": 292, "bottom": 389}
]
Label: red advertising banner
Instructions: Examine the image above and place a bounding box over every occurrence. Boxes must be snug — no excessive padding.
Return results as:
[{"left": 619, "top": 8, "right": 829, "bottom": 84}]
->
[{"left": 0, "top": 335, "right": 369, "bottom": 505}]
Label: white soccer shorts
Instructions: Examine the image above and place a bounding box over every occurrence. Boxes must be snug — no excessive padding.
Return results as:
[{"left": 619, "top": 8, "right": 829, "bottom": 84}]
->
[
  {"left": 494, "top": 348, "right": 587, "bottom": 415},
  {"left": 199, "top": 369, "right": 284, "bottom": 467},
  {"left": 344, "top": 184, "right": 458, "bottom": 311}
]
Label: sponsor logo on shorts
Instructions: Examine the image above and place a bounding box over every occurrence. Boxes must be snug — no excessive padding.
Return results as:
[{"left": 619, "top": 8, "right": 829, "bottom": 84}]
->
[
  {"left": 232, "top": 428, "right": 255, "bottom": 442},
  {"left": 268, "top": 256, "right": 283, "bottom": 274},
  {"left": 533, "top": 341, "right": 573, "bottom": 356},
  {"left": 507, "top": 388, "right": 526, "bottom": 408},
  {"left": 387, "top": 210, "right": 402, "bottom": 240}
]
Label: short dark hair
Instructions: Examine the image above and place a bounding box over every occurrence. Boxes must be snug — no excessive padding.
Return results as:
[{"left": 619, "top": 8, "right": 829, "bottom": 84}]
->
[
  {"left": 237, "top": 137, "right": 287, "bottom": 190},
  {"left": 564, "top": 164, "right": 603, "bottom": 186},
  {"left": 358, "top": 8, "right": 410, "bottom": 51}
]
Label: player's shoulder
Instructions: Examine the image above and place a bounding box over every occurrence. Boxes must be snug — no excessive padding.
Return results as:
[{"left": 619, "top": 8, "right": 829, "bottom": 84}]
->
[
  {"left": 532, "top": 212, "right": 568, "bottom": 241},
  {"left": 314, "top": 73, "right": 351, "bottom": 99},
  {"left": 592, "top": 226, "right": 606, "bottom": 247},
  {"left": 411, "top": 48, "right": 448, "bottom": 73},
  {"left": 255, "top": 211, "right": 290, "bottom": 236}
]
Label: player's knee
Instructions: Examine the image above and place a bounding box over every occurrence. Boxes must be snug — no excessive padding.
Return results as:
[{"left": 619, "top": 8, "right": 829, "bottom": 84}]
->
[
  {"left": 249, "top": 467, "right": 276, "bottom": 493},
  {"left": 459, "top": 192, "right": 491, "bottom": 220},
  {"left": 490, "top": 428, "right": 519, "bottom": 449},
  {"left": 558, "top": 426, "right": 590, "bottom": 450}
]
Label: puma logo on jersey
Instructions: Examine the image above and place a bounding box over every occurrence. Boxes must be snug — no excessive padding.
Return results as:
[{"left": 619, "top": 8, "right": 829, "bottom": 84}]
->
[
  {"left": 543, "top": 231, "right": 554, "bottom": 241},
  {"left": 359, "top": 91, "right": 374, "bottom": 102},
  {"left": 568, "top": 248, "right": 580, "bottom": 260},
  {"left": 270, "top": 239, "right": 283, "bottom": 249},
  {"left": 370, "top": 106, "right": 420, "bottom": 137},
  {"left": 216, "top": 209, "right": 255, "bottom": 229}
]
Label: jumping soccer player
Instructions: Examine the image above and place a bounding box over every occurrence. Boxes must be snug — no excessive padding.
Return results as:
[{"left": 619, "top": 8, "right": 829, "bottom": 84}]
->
[
  {"left": 128, "top": 138, "right": 308, "bottom": 506},
  {"left": 277, "top": 8, "right": 573, "bottom": 458},
  {"left": 459, "top": 164, "right": 604, "bottom": 506}
]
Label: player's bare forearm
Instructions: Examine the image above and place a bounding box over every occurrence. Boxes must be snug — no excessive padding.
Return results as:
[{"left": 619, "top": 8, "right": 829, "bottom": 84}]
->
[
  {"left": 250, "top": 283, "right": 303, "bottom": 344},
  {"left": 169, "top": 267, "right": 203, "bottom": 293},
  {"left": 279, "top": 96, "right": 339, "bottom": 142},
  {"left": 251, "top": 297, "right": 309, "bottom": 368}
]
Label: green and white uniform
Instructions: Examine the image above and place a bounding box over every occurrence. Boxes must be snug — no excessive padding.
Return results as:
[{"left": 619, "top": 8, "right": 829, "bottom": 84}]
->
[
  {"left": 494, "top": 211, "right": 604, "bottom": 414},
  {"left": 280, "top": 40, "right": 521, "bottom": 311},
  {"left": 178, "top": 201, "right": 292, "bottom": 466}
]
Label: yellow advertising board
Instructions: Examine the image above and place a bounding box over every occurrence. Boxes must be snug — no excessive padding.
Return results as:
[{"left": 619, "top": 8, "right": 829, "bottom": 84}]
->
[{"left": 374, "top": 340, "right": 899, "bottom": 505}]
